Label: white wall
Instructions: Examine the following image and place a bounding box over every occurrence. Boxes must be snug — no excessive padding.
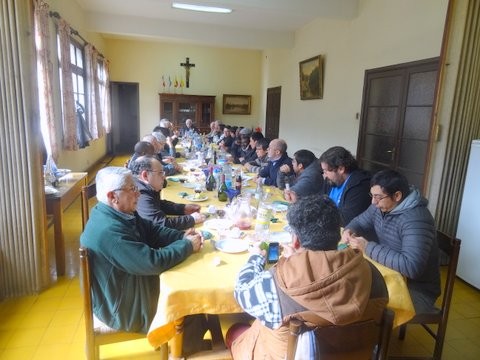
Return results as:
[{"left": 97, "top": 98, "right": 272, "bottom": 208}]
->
[{"left": 264, "top": 0, "right": 448, "bottom": 158}]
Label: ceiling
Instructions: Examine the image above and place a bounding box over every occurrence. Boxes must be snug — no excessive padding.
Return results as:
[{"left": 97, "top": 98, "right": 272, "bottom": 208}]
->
[{"left": 75, "top": 0, "right": 359, "bottom": 49}]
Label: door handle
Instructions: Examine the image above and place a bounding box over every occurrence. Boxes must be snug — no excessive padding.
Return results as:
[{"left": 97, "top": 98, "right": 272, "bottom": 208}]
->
[{"left": 386, "top": 148, "right": 396, "bottom": 162}]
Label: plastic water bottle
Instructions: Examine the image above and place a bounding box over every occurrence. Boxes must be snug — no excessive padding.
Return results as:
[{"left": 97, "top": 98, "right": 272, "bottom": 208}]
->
[
  {"left": 254, "top": 188, "right": 272, "bottom": 242},
  {"left": 223, "top": 163, "right": 233, "bottom": 189}
]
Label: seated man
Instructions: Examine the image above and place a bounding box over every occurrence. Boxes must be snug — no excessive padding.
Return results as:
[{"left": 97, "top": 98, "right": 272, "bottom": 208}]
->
[
  {"left": 235, "top": 134, "right": 256, "bottom": 165},
  {"left": 277, "top": 149, "right": 324, "bottom": 202},
  {"left": 80, "top": 166, "right": 203, "bottom": 334},
  {"left": 132, "top": 155, "right": 206, "bottom": 230},
  {"left": 243, "top": 137, "right": 269, "bottom": 174},
  {"left": 258, "top": 138, "right": 293, "bottom": 187},
  {"left": 319, "top": 146, "right": 371, "bottom": 226},
  {"left": 153, "top": 118, "right": 179, "bottom": 157},
  {"left": 229, "top": 194, "right": 388, "bottom": 358},
  {"left": 126, "top": 141, "right": 155, "bottom": 171},
  {"left": 218, "top": 125, "right": 234, "bottom": 153},
  {"left": 180, "top": 118, "right": 199, "bottom": 137},
  {"left": 342, "top": 169, "right": 440, "bottom": 314},
  {"left": 148, "top": 132, "right": 183, "bottom": 176}
]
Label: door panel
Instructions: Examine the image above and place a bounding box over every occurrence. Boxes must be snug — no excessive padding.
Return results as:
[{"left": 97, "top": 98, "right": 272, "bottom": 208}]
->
[
  {"left": 403, "top": 107, "right": 432, "bottom": 139},
  {"left": 368, "top": 76, "right": 403, "bottom": 105},
  {"left": 110, "top": 82, "right": 139, "bottom": 154},
  {"left": 265, "top": 86, "right": 281, "bottom": 140},
  {"left": 357, "top": 58, "right": 439, "bottom": 193},
  {"left": 365, "top": 108, "right": 398, "bottom": 135}
]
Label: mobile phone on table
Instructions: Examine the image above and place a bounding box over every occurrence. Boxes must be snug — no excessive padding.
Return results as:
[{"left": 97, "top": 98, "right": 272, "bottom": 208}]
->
[{"left": 267, "top": 242, "right": 280, "bottom": 264}]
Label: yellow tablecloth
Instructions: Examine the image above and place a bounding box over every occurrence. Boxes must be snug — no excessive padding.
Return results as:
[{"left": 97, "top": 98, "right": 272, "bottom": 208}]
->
[{"left": 146, "top": 171, "right": 415, "bottom": 349}]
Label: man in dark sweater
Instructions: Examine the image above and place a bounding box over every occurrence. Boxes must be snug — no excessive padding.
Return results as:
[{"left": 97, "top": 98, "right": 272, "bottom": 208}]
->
[
  {"left": 319, "top": 146, "right": 371, "bottom": 226},
  {"left": 132, "top": 155, "right": 205, "bottom": 230}
]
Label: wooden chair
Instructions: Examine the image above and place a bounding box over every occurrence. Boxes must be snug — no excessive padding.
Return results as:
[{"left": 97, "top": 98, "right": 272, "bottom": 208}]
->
[
  {"left": 286, "top": 308, "right": 394, "bottom": 360},
  {"left": 390, "top": 232, "right": 461, "bottom": 360},
  {"left": 80, "top": 247, "right": 167, "bottom": 359},
  {"left": 81, "top": 183, "right": 97, "bottom": 230}
]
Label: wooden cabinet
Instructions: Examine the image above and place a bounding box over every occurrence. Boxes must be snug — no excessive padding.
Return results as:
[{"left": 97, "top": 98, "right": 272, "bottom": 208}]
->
[{"left": 159, "top": 93, "right": 215, "bottom": 133}]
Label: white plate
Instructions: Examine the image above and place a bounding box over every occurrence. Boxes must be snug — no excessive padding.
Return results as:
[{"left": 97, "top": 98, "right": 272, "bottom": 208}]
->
[
  {"left": 215, "top": 239, "right": 248, "bottom": 253},
  {"left": 272, "top": 202, "right": 289, "bottom": 212},
  {"left": 182, "top": 182, "right": 197, "bottom": 188},
  {"left": 185, "top": 194, "right": 209, "bottom": 202},
  {"left": 269, "top": 231, "right": 292, "bottom": 244},
  {"left": 204, "top": 219, "right": 234, "bottom": 231}
]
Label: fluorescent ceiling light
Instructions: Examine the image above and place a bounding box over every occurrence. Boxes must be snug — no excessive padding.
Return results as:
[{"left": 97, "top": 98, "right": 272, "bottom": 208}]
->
[{"left": 172, "top": 2, "right": 232, "bottom": 14}]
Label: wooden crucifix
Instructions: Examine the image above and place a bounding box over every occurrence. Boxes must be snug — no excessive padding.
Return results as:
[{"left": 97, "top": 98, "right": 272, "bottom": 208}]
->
[{"left": 180, "top": 57, "right": 195, "bottom": 88}]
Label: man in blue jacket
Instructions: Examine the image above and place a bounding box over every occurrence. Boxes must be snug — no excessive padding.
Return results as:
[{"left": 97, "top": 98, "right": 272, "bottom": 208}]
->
[{"left": 258, "top": 138, "right": 293, "bottom": 187}]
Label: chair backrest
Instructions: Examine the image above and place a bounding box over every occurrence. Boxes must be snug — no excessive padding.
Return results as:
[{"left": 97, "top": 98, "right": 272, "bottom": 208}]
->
[
  {"left": 81, "top": 183, "right": 97, "bottom": 230},
  {"left": 287, "top": 308, "right": 394, "bottom": 360},
  {"left": 436, "top": 231, "right": 461, "bottom": 315},
  {"left": 79, "top": 247, "right": 96, "bottom": 357}
]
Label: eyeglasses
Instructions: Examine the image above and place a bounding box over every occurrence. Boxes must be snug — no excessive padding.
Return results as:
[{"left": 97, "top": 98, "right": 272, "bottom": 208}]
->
[
  {"left": 148, "top": 169, "right": 166, "bottom": 176},
  {"left": 369, "top": 193, "right": 390, "bottom": 201},
  {"left": 112, "top": 185, "right": 139, "bottom": 193}
]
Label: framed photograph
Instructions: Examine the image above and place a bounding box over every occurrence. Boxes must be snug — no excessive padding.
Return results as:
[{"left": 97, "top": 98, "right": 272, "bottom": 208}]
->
[
  {"left": 299, "top": 55, "right": 323, "bottom": 100},
  {"left": 223, "top": 94, "right": 251, "bottom": 115}
]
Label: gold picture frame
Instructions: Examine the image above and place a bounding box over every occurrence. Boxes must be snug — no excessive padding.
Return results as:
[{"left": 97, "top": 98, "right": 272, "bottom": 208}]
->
[
  {"left": 299, "top": 55, "right": 323, "bottom": 100},
  {"left": 222, "top": 94, "right": 251, "bottom": 115}
]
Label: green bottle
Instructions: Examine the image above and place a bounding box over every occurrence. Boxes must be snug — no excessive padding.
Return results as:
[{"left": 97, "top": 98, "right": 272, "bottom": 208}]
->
[{"left": 218, "top": 173, "right": 228, "bottom": 202}]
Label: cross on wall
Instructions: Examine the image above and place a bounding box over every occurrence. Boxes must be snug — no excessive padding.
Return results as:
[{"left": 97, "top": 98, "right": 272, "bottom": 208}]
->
[{"left": 180, "top": 57, "right": 195, "bottom": 88}]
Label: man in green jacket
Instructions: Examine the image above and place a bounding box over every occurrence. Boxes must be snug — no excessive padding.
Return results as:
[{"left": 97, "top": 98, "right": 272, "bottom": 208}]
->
[{"left": 80, "top": 166, "right": 202, "bottom": 334}]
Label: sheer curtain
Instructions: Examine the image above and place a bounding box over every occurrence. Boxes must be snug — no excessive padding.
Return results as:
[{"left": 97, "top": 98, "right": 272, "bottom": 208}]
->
[
  {"left": 85, "top": 44, "right": 112, "bottom": 139},
  {"left": 57, "top": 19, "right": 78, "bottom": 150},
  {"left": 34, "top": 0, "right": 58, "bottom": 159}
]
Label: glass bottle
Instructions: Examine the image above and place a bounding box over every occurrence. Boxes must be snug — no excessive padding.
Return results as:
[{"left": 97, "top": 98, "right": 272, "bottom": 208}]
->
[
  {"left": 205, "top": 166, "right": 217, "bottom": 191},
  {"left": 235, "top": 170, "right": 242, "bottom": 192},
  {"left": 218, "top": 174, "right": 228, "bottom": 202}
]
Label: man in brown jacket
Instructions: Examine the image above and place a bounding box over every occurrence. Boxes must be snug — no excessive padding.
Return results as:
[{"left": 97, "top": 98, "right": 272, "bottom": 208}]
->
[{"left": 230, "top": 194, "right": 388, "bottom": 359}]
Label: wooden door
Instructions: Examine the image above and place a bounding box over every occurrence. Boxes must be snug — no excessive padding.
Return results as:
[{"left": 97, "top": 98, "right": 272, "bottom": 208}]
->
[
  {"left": 110, "top": 82, "right": 139, "bottom": 154},
  {"left": 357, "top": 58, "right": 439, "bottom": 192},
  {"left": 265, "top": 86, "right": 281, "bottom": 140}
]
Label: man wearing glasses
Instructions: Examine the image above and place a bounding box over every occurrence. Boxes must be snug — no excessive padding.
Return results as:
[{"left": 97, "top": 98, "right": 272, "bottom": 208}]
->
[
  {"left": 80, "top": 166, "right": 203, "bottom": 334},
  {"left": 319, "top": 146, "right": 371, "bottom": 225},
  {"left": 341, "top": 169, "right": 440, "bottom": 314},
  {"left": 132, "top": 155, "right": 206, "bottom": 230}
]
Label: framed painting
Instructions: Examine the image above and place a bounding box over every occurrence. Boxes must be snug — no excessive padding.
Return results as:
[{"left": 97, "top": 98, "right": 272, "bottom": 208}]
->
[
  {"left": 223, "top": 94, "right": 251, "bottom": 115},
  {"left": 299, "top": 55, "right": 323, "bottom": 100}
]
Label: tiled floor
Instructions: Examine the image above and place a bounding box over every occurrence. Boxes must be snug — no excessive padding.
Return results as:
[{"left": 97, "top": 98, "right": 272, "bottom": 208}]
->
[{"left": 1, "top": 155, "right": 480, "bottom": 359}]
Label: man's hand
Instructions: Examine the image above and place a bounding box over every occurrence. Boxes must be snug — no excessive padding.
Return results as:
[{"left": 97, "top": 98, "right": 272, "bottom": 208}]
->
[
  {"left": 191, "top": 212, "right": 206, "bottom": 224},
  {"left": 283, "top": 189, "right": 297, "bottom": 203},
  {"left": 184, "top": 204, "right": 201, "bottom": 214},
  {"left": 341, "top": 229, "right": 368, "bottom": 253},
  {"left": 185, "top": 233, "right": 202, "bottom": 252},
  {"left": 279, "top": 164, "right": 291, "bottom": 174}
]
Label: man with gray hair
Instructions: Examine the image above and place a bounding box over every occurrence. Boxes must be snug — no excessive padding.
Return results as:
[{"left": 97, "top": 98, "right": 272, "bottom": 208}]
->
[
  {"left": 132, "top": 155, "right": 206, "bottom": 230},
  {"left": 80, "top": 166, "right": 202, "bottom": 334},
  {"left": 144, "top": 133, "right": 182, "bottom": 175}
]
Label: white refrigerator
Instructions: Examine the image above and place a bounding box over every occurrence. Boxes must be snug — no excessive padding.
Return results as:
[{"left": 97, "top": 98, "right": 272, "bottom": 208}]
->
[{"left": 456, "top": 139, "right": 480, "bottom": 289}]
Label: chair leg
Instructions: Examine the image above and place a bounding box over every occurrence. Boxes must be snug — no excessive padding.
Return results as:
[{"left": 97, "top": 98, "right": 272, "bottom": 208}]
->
[
  {"left": 206, "top": 314, "right": 225, "bottom": 349},
  {"left": 157, "top": 342, "right": 168, "bottom": 360},
  {"left": 398, "top": 324, "right": 406, "bottom": 340}
]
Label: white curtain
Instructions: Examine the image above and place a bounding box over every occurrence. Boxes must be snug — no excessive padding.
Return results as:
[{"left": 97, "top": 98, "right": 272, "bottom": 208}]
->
[
  {"left": 34, "top": 0, "right": 58, "bottom": 159},
  {"left": 57, "top": 19, "right": 78, "bottom": 150},
  {"left": 84, "top": 44, "right": 112, "bottom": 138}
]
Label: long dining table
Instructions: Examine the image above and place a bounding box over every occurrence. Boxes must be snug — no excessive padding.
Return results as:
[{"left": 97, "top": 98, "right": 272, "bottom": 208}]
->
[{"left": 146, "top": 164, "right": 415, "bottom": 357}]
